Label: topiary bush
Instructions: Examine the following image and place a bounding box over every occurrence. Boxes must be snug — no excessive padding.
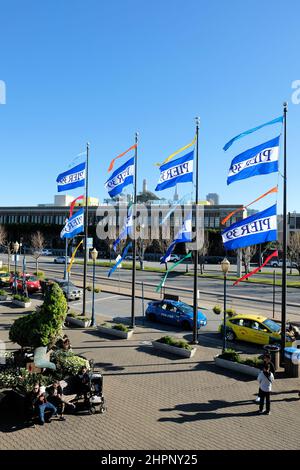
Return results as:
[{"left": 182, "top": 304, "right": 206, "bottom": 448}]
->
[
  {"left": 226, "top": 308, "right": 236, "bottom": 317},
  {"left": 9, "top": 282, "right": 68, "bottom": 349},
  {"left": 213, "top": 305, "right": 222, "bottom": 315}
]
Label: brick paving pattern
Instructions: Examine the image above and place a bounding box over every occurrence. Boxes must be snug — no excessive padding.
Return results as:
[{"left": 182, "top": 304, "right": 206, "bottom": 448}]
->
[{"left": 0, "top": 303, "right": 300, "bottom": 450}]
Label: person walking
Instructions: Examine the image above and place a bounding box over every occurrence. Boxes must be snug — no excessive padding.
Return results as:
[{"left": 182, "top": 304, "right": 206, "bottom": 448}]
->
[{"left": 257, "top": 363, "right": 274, "bottom": 415}]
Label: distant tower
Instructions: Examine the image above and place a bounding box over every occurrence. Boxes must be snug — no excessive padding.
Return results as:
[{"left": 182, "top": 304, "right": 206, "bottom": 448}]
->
[
  {"left": 206, "top": 193, "right": 219, "bottom": 205},
  {"left": 174, "top": 185, "right": 179, "bottom": 201},
  {"left": 142, "top": 178, "right": 147, "bottom": 193}
]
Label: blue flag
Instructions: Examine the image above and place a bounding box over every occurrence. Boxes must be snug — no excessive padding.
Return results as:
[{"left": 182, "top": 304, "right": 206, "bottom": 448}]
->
[
  {"left": 60, "top": 209, "right": 84, "bottom": 239},
  {"left": 113, "top": 210, "right": 133, "bottom": 252},
  {"left": 161, "top": 213, "right": 192, "bottom": 263},
  {"left": 105, "top": 157, "right": 134, "bottom": 198},
  {"left": 155, "top": 151, "right": 194, "bottom": 192},
  {"left": 223, "top": 116, "right": 283, "bottom": 151},
  {"left": 227, "top": 136, "right": 280, "bottom": 185},
  {"left": 57, "top": 162, "right": 86, "bottom": 192},
  {"left": 222, "top": 205, "right": 277, "bottom": 250},
  {"left": 108, "top": 242, "right": 132, "bottom": 277}
]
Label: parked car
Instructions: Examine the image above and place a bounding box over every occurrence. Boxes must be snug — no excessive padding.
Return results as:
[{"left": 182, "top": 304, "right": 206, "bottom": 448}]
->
[
  {"left": 41, "top": 249, "right": 53, "bottom": 256},
  {"left": 268, "top": 259, "right": 297, "bottom": 268},
  {"left": 160, "top": 254, "right": 181, "bottom": 263},
  {"left": 53, "top": 279, "right": 82, "bottom": 300},
  {"left": 218, "top": 313, "right": 294, "bottom": 347},
  {"left": 146, "top": 299, "right": 207, "bottom": 330},
  {"left": 54, "top": 256, "right": 70, "bottom": 264},
  {"left": 10, "top": 274, "right": 41, "bottom": 293},
  {"left": 0, "top": 271, "right": 11, "bottom": 286}
]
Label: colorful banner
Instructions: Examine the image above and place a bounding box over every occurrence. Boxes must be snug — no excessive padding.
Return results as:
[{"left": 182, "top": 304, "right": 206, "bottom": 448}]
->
[
  {"left": 67, "top": 240, "right": 83, "bottom": 273},
  {"left": 113, "top": 210, "right": 133, "bottom": 252},
  {"left": 161, "top": 213, "right": 192, "bottom": 263},
  {"left": 233, "top": 251, "right": 278, "bottom": 286},
  {"left": 160, "top": 193, "right": 192, "bottom": 225},
  {"left": 222, "top": 204, "right": 277, "bottom": 250},
  {"left": 69, "top": 195, "right": 84, "bottom": 218},
  {"left": 156, "top": 135, "right": 196, "bottom": 166},
  {"left": 105, "top": 157, "right": 134, "bottom": 198},
  {"left": 156, "top": 252, "right": 192, "bottom": 292},
  {"left": 60, "top": 209, "right": 84, "bottom": 239},
  {"left": 221, "top": 186, "right": 278, "bottom": 226},
  {"left": 223, "top": 116, "right": 283, "bottom": 151},
  {"left": 108, "top": 242, "right": 132, "bottom": 277},
  {"left": 227, "top": 136, "right": 280, "bottom": 185},
  {"left": 57, "top": 162, "right": 86, "bottom": 192},
  {"left": 108, "top": 144, "right": 136, "bottom": 172},
  {"left": 155, "top": 151, "right": 194, "bottom": 192}
]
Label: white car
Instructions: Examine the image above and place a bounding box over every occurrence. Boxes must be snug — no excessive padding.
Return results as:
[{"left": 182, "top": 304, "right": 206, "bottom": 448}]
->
[
  {"left": 269, "top": 259, "right": 297, "bottom": 268},
  {"left": 41, "top": 249, "right": 53, "bottom": 256},
  {"left": 54, "top": 256, "right": 70, "bottom": 264}
]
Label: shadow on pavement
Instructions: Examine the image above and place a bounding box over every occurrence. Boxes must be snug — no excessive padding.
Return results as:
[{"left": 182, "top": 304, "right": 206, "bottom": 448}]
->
[{"left": 158, "top": 395, "right": 300, "bottom": 423}]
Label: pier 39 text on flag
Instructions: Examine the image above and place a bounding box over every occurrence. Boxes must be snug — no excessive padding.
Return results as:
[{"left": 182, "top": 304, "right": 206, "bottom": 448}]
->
[
  {"left": 227, "top": 136, "right": 280, "bottom": 185},
  {"left": 56, "top": 162, "right": 86, "bottom": 192},
  {"left": 105, "top": 157, "right": 134, "bottom": 198},
  {"left": 155, "top": 151, "right": 194, "bottom": 192},
  {"left": 222, "top": 204, "right": 277, "bottom": 250},
  {"left": 60, "top": 208, "right": 84, "bottom": 239}
]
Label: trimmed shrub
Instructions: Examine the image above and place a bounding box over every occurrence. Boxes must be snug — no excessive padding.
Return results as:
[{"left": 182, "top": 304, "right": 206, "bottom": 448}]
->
[
  {"left": 9, "top": 282, "right": 68, "bottom": 348},
  {"left": 12, "top": 294, "right": 30, "bottom": 303},
  {"left": 50, "top": 350, "right": 89, "bottom": 376},
  {"left": 33, "top": 271, "right": 45, "bottom": 279},
  {"left": 213, "top": 305, "right": 222, "bottom": 315},
  {"left": 226, "top": 308, "right": 236, "bottom": 317},
  {"left": 94, "top": 288, "right": 101, "bottom": 294},
  {"left": 157, "top": 336, "right": 192, "bottom": 351},
  {"left": 219, "top": 348, "right": 240, "bottom": 362},
  {"left": 112, "top": 323, "right": 130, "bottom": 332}
]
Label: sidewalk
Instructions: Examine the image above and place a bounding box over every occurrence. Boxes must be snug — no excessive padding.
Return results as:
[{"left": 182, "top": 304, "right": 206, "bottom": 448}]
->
[{"left": 0, "top": 305, "right": 300, "bottom": 450}]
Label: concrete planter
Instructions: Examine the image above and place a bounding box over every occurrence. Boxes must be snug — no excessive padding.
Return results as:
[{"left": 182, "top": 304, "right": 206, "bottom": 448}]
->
[
  {"left": 66, "top": 316, "right": 91, "bottom": 328},
  {"left": 214, "top": 356, "right": 260, "bottom": 377},
  {"left": 97, "top": 325, "right": 134, "bottom": 339},
  {"left": 0, "top": 295, "right": 9, "bottom": 301},
  {"left": 152, "top": 340, "right": 196, "bottom": 358},
  {"left": 12, "top": 300, "right": 32, "bottom": 308}
]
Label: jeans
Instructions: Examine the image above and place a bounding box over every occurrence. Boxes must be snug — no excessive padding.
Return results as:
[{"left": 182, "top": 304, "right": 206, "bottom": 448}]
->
[
  {"left": 259, "top": 389, "right": 270, "bottom": 413},
  {"left": 39, "top": 402, "right": 57, "bottom": 423}
]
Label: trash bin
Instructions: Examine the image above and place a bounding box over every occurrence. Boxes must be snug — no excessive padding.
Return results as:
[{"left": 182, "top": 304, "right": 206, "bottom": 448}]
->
[
  {"left": 284, "top": 347, "right": 300, "bottom": 378},
  {"left": 263, "top": 344, "right": 280, "bottom": 371}
]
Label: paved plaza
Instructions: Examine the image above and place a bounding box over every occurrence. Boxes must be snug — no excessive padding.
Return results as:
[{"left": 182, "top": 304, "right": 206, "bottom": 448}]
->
[{"left": 1, "top": 300, "right": 300, "bottom": 451}]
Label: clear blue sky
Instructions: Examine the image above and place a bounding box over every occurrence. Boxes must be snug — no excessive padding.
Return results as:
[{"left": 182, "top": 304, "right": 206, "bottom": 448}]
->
[{"left": 0, "top": 0, "right": 299, "bottom": 212}]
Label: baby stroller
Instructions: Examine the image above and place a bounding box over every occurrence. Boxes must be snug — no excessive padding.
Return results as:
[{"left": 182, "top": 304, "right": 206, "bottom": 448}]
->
[{"left": 71, "top": 361, "right": 106, "bottom": 415}]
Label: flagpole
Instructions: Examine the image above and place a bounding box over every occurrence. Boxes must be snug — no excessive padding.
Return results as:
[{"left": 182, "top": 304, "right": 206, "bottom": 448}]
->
[
  {"left": 82, "top": 142, "right": 89, "bottom": 317},
  {"left": 192, "top": 117, "right": 200, "bottom": 344},
  {"left": 280, "top": 103, "right": 288, "bottom": 363},
  {"left": 130, "top": 132, "right": 138, "bottom": 328}
]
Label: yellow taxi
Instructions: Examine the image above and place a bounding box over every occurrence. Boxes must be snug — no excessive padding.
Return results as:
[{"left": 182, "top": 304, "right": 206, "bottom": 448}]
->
[
  {"left": 0, "top": 271, "right": 11, "bottom": 286},
  {"left": 218, "top": 314, "right": 294, "bottom": 347}
]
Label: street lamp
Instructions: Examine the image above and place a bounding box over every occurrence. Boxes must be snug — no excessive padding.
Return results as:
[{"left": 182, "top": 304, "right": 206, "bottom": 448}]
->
[
  {"left": 13, "top": 241, "right": 20, "bottom": 294},
  {"left": 221, "top": 257, "right": 230, "bottom": 353},
  {"left": 90, "top": 247, "right": 98, "bottom": 327}
]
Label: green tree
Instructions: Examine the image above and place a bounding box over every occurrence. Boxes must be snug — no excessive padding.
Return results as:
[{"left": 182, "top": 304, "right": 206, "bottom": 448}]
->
[{"left": 9, "top": 282, "right": 68, "bottom": 349}]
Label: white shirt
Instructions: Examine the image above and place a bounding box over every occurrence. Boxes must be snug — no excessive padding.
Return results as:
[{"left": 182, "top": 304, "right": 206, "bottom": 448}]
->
[{"left": 258, "top": 370, "right": 274, "bottom": 392}]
